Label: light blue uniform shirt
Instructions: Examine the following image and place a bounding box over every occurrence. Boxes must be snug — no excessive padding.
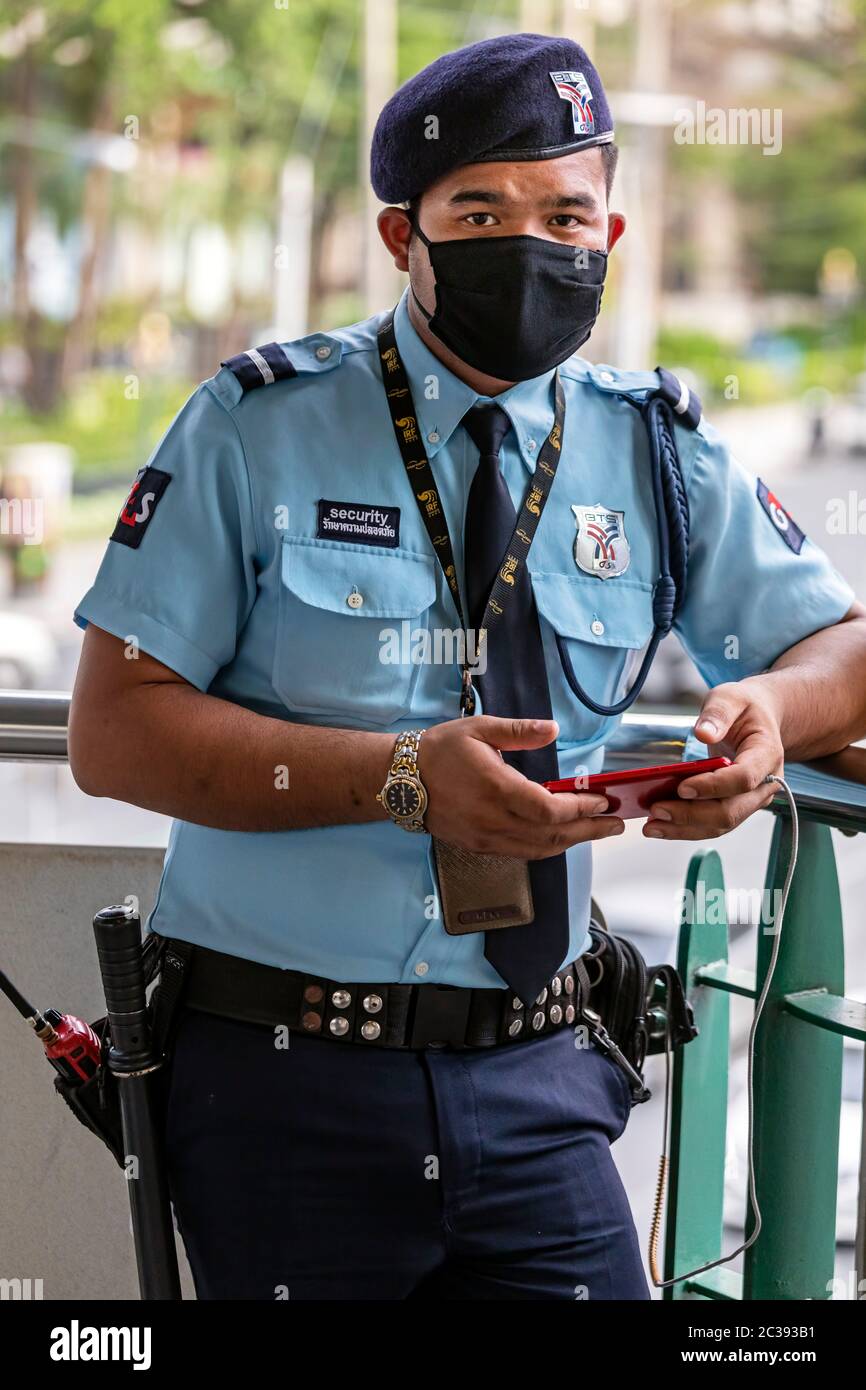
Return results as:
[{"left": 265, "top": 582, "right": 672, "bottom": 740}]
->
[{"left": 74, "top": 288, "right": 855, "bottom": 985}]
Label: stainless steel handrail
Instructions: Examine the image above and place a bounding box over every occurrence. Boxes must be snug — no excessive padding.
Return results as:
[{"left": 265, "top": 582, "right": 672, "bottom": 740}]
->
[
  {"left": 0, "top": 690, "right": 72, "bottom": 762},
  {"left": 1, "top": 690, "right": 864, "bottom": 832}
]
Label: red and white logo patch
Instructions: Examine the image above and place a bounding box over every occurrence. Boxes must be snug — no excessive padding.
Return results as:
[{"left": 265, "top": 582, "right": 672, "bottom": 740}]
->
[
  {"left": 110, "top": 467, "right": 171, "bottom": 550},
  {"left": 756, "top": 478, "right": 805, "bottom": 554}
]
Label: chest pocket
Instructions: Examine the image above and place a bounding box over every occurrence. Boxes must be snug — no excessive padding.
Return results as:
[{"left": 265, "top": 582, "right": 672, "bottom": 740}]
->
[
  {"left": 530, "top": 571, "right": 655, "bottom": 742},
  {"left": 274, "top": 535, "right": 438, "bottom": 726}
]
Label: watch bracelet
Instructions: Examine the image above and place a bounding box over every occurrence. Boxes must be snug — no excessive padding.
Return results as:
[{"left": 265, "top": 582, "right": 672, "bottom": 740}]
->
[
  {"left": 381, "top": 729, "right": 427, "bottom": 829},
  {"left": 390, "top": 728, "right": 423, "bottom": 775}
]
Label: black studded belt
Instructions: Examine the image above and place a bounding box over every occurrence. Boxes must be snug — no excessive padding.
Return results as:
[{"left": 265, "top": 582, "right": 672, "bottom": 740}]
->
[{"left": 173, "top": 938, "right": 590, "bottom": 1051}]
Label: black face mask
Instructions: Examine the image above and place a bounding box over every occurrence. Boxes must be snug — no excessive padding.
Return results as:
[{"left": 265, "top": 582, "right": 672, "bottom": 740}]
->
[{"left": 411, "top": 218, "right": 607, "bottom": 381}]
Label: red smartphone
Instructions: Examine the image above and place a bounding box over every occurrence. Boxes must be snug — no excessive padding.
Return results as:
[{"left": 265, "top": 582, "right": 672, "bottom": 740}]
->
[{"left": 543, "top": 756, "right": 733, "bottom": 819}]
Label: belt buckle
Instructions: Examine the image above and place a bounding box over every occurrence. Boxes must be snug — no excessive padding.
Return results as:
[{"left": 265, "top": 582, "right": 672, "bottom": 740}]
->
[{"left": 409, "top": 984, "right": 471, "bottom": 1049}]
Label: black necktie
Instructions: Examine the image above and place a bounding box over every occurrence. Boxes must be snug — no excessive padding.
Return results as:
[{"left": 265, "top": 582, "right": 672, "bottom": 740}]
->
[{"left": 461, "top": 404, "right": 570, "bottom": 1004}]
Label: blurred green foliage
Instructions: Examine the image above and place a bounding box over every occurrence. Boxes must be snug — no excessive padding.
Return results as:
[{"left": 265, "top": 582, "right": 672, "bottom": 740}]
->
[
  {"left": 1, "top": 371, "right": 193, "bottom": 475},
  {"left": 730, "top": 2, "right": 866, "bottom": 294},
  {"left": 658, "top": 311, "right": 866, "bottom": 406}
]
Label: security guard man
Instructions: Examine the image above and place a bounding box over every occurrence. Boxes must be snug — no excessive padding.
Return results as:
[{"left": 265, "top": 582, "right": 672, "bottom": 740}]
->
[{"left": 69, "top": 33, "right": 866, "bottom": 1300}]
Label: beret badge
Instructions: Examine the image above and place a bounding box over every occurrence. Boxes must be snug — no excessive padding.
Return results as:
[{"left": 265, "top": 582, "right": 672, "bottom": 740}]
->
[{"left": 549, "top": 71, "right": 595, "bottom": 137}]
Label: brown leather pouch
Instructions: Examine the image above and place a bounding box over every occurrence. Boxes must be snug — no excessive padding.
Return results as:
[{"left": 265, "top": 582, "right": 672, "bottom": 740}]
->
[{"left": 432, "top": 837, "right": 534, "bottom": 935}]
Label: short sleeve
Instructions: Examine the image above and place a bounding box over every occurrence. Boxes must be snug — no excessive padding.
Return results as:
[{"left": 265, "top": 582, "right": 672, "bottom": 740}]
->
[
  {"left": 74, "top": 383, "right": 259, "bottom": 690},
  {"left": 673, "top": 419, "right": 856, "bottom": 688}
]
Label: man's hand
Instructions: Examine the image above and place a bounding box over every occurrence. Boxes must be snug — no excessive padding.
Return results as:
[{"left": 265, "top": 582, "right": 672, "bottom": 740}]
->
[
  {"left": 418, "top": 715, "right": 624, "bottom": 859},
  {"left": 643, "top": 680, "right": 783, "bottom": 841}
]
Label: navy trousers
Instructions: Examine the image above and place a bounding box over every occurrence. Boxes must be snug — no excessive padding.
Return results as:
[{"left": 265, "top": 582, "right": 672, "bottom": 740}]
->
[{"left": 164, "top": 1004, "right": 650, "bottom": 1300}]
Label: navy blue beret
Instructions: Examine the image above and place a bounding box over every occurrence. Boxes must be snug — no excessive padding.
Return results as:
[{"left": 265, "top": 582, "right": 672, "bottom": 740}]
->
[{"left": 371, "top": 32, "right": 614, "bottom": 205}]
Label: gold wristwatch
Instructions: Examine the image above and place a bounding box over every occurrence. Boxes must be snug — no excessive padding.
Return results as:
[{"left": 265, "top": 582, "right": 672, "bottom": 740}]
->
[{"left": 376, "top": 729, "right": 428, "bottom": 832}]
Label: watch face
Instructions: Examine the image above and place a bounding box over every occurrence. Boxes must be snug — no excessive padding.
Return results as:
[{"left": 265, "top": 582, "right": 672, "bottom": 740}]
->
[{"left": 385, "top": 778, "right": 423, "bottom": 819}]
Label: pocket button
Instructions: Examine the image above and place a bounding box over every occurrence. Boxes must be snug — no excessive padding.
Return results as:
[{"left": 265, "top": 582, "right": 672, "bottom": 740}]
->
[
  {"left": 590, "top": 618, "right": 605, "bottom": 636},
  {"left": 346, "top": 590, "right": 364, "bottom": 609}
]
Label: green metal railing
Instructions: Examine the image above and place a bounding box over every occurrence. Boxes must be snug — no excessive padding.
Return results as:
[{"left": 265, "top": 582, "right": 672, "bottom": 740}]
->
[
  {"left": 610, "top": 714, "right": 866, "bottom": 1300},
  {"left": 670, "top": 804, "right": 865, "bottom": 1300},
  {"left": 1, "top": 693, "right": 865, "bottom": 1300}
]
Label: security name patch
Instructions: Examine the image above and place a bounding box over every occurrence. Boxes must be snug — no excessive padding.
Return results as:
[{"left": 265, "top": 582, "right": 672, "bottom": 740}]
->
[
  {"left": 317, "top": 499, "right": 400, "bottom": 547},
  {"left": 110, "top": 467, "right": 171, "bottom": 549},
  {"left": 756, "top": 478, "right": 805, "bottom": 554}
]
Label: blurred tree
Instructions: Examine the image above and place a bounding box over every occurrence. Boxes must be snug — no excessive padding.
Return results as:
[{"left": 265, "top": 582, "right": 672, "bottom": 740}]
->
[
  {"left": 3, "top": 0, "right": 863, "bottom": 422},
  {"left": 0, "top": 0, "right": 513, "bottom": 414},
  {"left": 728, "top": 0, "right": 866, "bottom": 296},
  {"left": 666, "top": 0, "right": 866, "bottom": 297},
  {"left": 1, "top": 0, "right": 173, "bottom": 408}
]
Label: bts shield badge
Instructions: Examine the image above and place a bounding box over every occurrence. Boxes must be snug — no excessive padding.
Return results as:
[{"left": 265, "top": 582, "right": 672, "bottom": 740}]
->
[{"left": 572, "top": 503, "right": 630, "bottom": 578}]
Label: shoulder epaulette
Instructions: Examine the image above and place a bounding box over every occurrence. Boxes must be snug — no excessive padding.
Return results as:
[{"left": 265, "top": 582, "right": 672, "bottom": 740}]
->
[
  {"left": 571, "top": 359, "right": 702, "bottom": 431},
  {"left": 652, "top": 365, "right": 702, "bottom": 430},
  {"left": 220, "top": 342, "right": 298, "bottom": 393}
]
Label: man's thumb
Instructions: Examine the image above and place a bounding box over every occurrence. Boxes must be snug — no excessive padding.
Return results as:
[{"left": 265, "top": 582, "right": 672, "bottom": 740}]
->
[
  {"left": 473, "top": 716, "right": 559, "bottom": 751},
  {"left": 694, "top": 687, "right": 741, "bottom": 744}
]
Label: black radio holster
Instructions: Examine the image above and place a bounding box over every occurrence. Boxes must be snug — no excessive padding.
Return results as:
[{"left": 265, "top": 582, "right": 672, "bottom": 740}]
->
[
  {"left": 577, "top": 904, "right": 699, "bottom": 1106},
  {"left": 51, "top": 931, "right": 193, "bottom": 1169}
]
